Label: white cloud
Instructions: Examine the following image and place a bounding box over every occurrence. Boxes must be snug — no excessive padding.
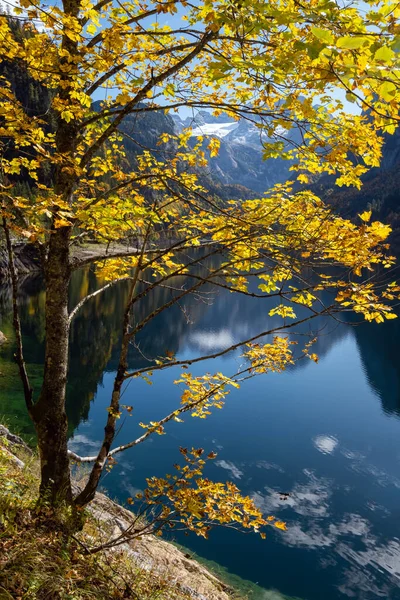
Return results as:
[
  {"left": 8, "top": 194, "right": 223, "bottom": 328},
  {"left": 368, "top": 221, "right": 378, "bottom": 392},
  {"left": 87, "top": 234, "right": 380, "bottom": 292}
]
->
[
  {"left": 215, "top": 460, "right": 243, "bottom": 480},
  {"left": 189, "top": 329, "right": 235, "bottom": 351},
  {"left": 253, "top": 469, "right": 332, "bottom": 518},
  {"left": 68, "top": 433, "right": 100, "bottom": 450},
  {"left": 255, "top": 460, "right": 285, "bottom": 473},
  {"left": 313, "top": 434, "right": 338, "bottom": 455},
  {"left": 329, "top": 513, "right": 370, "bottom": 538},
  {"left": 280, "top": 523, "right": 334, "bottom": 548}
]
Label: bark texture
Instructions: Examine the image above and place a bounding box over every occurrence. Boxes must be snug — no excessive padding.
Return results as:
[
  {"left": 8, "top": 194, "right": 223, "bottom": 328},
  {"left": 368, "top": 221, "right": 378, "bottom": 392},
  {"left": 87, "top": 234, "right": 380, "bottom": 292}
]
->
[
  {"left": 32, "top": 226, "right": 73, "bottom": 503},
  {"left": 74, "top": 279, "right": 137, "bottom": 507},
  {"left": 29, "top": 0, "right": 81, "bottom": 506}
]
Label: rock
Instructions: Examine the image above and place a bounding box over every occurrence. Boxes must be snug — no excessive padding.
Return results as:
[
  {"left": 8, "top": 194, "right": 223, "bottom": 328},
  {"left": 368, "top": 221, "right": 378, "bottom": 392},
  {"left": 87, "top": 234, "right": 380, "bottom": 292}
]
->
[
  {"left": 0, "top": 331, "right": 7, "bottom": 345},
  {"left": 0, "top": 425, "right": 32, "bottom": 469},
  {"left": 0, "top": 424, "right": 32, "bottom": 454},
  {"left": 0, "top": 243, "right": 42, "bottom": 280},
  {"left": 1, "top": 446, "right": 25, "bottom": 469},
  {"left": 86, "top": 491, "right": 235, "bottom": 600}
]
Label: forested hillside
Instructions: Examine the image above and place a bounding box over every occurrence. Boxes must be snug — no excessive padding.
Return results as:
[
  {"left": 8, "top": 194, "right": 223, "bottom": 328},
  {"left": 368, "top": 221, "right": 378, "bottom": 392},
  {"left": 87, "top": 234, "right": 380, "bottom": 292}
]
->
[{"left": 309, "top": 128, "right": 400, "bottom": 249}]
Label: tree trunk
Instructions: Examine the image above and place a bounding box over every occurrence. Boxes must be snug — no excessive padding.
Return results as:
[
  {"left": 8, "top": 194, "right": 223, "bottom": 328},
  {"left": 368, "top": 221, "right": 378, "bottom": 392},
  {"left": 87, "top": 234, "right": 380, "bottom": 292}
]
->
[
  {"left": 31, "top": 0, "right": 80, "bottom": 504},
  {"left": 74, "top": 279, "right": 137, "bottom": 507},
  {"left": 32, "top": 225, "right": 73, "bottom": 505}
]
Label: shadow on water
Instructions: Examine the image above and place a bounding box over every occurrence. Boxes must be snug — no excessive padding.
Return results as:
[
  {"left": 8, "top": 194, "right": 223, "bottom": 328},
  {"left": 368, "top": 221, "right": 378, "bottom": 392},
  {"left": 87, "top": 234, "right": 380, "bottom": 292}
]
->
[
  {"left": 353, "top": 319, "right": 400, "bottom": 417},
  {"left": 1, "top": 260, "right": 399, "bottom": 439}
]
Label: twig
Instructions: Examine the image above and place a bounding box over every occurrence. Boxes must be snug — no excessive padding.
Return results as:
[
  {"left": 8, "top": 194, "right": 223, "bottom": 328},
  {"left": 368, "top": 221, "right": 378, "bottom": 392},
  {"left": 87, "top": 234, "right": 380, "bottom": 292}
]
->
[{"left": 68, "top": 277, "right": 133, "bottom": 324}]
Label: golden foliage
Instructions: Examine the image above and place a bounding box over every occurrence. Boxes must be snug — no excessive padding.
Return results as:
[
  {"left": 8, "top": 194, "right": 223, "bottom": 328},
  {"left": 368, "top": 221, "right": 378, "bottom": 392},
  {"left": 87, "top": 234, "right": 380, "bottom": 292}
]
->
[
  {"left": 143, "top": 448, "right": 286, "bottom": 539},
  {"left": 2, "top": 0, "right": 400, "bottom": 536}
]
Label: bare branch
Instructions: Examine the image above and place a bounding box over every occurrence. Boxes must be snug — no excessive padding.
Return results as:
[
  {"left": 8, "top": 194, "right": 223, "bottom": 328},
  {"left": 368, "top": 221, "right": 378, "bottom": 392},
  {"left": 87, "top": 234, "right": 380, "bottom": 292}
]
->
[
  {"left": 124, "top": 309, "right": 330, "bottom": 380},
  {"left": 127, "top": 277, "right": 206, "bottom": 339},
  {"left": 74, "top": 218, "right": 154, "bottom": 506},
  {"left": 67, "top": 308, "right": 332, "bottom": 465},
  {"left": 86, "top": 63, "right": 127, "bottom": 97},
  {"left": 70, "top": 239, "right": 220, "bottom": 270},
  {"left": 80, "top": 29, "right": 217, "bottom": 168},
  {"left": 68, "top": 277, "right": 133, "bottom": 324},
  {"left": 68, "top": 449, "right": 97, "bottom": 463}
]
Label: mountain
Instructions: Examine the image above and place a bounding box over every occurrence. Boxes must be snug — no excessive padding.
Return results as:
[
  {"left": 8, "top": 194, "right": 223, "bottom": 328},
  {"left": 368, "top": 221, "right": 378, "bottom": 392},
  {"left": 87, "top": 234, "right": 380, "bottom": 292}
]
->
[
  {"left": 172, "top": 109, "right": 400, "bottom": 242},
  {"left": 307, "top": 127, "right": 400, "bottom": 250},
  {"left": 2, "top": 18, "right": 400, "bottom": 245},
  {"left": 0, "top": 17, "right": 299, "bottom": 202},
  {"left": 173, "top": 110, "right": 296, "bottom": 194},
  {"left": 113, "top": 107, "right": 258, "bottom": 201}
]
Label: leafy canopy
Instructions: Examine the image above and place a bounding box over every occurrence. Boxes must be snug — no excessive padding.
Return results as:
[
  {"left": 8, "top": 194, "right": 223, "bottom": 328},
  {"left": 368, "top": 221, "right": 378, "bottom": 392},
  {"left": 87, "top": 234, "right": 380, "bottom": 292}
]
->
[{"left": 1, "top": 0, "right": 400, "bottom": 538}]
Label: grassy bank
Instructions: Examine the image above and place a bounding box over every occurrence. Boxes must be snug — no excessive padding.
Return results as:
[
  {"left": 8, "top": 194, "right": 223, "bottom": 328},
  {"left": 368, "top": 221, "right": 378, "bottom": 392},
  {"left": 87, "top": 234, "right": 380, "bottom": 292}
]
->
[
  {"left": 0, "top": 430, "right": 303, "bottom": 600},
  {"left": 0, "top": 437, "right": 202, "bottom": 600}
]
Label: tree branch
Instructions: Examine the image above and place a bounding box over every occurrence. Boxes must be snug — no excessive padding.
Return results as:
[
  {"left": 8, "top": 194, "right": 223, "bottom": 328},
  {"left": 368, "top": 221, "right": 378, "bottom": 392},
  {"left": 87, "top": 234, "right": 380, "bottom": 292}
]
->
[
  {"left": 80, "top": 29, "right": 217, "bottom": 168},
  {"left": 67, "top": 308, "right": 332, "bottom": 464},
  {"left": 86, "top": 63, "right": 127, "bottom": 97},
  {"left": 74, "top": 218, "right": 153, "bottom": 506},
  {"left": 68, "top": 277, "right": 132, "bottom": 324},
  {"left": 80, "top": 0, "right": 112, "bottom": 25},
  {"left": 124, "top": 309, "right": 328, "bottom": 380},
  {"left": 86, "top": 7, "right": 160, "bottom": 48},
  {"left": 70, "top": 239, "right": 219, "bottom": 270}
]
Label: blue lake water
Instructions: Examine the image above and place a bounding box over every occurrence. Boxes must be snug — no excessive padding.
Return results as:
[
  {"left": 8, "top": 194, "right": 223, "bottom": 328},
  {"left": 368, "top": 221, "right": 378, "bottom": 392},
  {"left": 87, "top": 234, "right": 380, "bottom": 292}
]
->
[{"left": 1, "top": 267, "right": 400, "bottom": 599}]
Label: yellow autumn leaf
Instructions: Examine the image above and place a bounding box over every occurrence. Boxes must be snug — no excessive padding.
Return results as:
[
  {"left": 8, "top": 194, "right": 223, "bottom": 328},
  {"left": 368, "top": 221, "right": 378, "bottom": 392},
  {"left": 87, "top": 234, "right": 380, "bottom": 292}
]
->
[{"left": 359, "top": 210, "right": 372, "bottom": 223}]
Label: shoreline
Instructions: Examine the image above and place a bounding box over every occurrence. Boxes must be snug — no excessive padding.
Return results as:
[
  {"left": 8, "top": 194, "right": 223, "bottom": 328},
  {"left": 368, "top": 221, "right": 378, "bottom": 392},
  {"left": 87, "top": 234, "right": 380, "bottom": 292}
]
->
[{"left": 0, "top": 424, "right": 299, "bottom": 600}]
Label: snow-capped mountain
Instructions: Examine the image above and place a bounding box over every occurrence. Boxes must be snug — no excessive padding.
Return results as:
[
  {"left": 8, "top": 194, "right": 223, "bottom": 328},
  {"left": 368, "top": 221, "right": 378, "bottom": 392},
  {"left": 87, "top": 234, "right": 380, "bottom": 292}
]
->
[
  {"left": 173, "top": 110, "right": 262, "bottom": 146},
  {"left": 173, "top": 110, "right": 295, "bottom": 194},
  {"left": 190, "top": 121, "right": 239, "bottom": 138}
]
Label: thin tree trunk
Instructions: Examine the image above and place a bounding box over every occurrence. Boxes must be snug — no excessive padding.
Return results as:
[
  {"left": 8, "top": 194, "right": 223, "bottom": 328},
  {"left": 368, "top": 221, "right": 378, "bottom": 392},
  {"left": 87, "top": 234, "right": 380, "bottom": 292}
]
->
[
  {"left": 31, "top": 225, "right": 73, "bottom": 504},
  {"left": 74, "top": 232, "right": 149, "bottom": 507},
  {"left": 73, "top": 277, "right": 137, "bottom": 506},
  {"left": 2, "top": 212, "right": 34, "bottom": 414}
]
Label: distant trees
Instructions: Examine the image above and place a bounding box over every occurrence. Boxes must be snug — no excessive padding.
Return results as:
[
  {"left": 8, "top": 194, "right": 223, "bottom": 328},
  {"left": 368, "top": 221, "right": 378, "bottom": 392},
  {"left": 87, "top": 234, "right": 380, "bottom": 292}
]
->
[{"left": 1, "top": 0, "right": 400, "bottom": 542}]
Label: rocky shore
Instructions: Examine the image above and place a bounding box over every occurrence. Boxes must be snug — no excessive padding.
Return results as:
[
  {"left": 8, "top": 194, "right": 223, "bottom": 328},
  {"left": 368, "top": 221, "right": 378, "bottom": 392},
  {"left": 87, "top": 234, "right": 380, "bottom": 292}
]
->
[{"left": 0, "top": 424, "right": 235, "bottom": 600}]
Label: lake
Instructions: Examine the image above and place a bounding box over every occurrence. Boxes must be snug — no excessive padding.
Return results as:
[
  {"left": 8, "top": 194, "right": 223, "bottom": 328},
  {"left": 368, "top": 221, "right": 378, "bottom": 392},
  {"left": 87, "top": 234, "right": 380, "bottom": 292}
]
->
[{"left": 1, "top": 265, "right": 400, "bottom": 600}]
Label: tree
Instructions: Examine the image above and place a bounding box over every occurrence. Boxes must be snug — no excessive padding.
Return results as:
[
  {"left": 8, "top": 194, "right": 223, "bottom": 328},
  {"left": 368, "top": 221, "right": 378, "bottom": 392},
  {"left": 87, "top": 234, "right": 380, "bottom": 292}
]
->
[{"left": 1, "top": 0, "right": 400, "bottom": 540}]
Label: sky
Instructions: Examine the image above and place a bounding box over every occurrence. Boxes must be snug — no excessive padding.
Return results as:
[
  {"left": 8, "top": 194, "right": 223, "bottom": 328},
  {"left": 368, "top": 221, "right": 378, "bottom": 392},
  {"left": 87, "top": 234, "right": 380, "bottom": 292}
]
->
[{"left": 0, "top": 0, "right": 363, "bottom": 118}]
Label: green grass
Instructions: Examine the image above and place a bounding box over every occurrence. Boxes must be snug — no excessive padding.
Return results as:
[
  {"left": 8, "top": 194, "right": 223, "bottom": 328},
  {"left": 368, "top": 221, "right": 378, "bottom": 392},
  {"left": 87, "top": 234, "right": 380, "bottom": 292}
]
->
[
  {"left": 0, "top": 435, "right": 306, "bottom": 600},
  {"left": 0, "top": 442, "right": 195, "bottom": 600}
]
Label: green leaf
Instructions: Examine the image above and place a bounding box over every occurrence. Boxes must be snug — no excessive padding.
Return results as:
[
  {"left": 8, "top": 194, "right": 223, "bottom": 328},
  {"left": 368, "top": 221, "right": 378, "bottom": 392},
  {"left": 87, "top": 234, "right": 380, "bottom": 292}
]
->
[
  {"left": 378, "top": 81, "right": 397, "bottom": 101},
  {"left": 337, "top": 36, "right": 367, "bottom": 49},
  {"left": 306, "top": 41, "right": 323, "bottom": 59},
  {"left": 374, "top": 46, "right": 395, "bottom": 62},
  {"left": 311, "top": 27, "right": 334, "bottom": 44},
  {"left": 392, "top": 36, "right": 400, "bottom": 52}
]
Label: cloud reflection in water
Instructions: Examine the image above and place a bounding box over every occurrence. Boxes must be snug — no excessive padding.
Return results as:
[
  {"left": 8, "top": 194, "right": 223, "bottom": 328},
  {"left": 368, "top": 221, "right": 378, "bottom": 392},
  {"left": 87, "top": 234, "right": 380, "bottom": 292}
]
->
[{"left": 248, "top": 435, "right": 400, "bottom": 598}]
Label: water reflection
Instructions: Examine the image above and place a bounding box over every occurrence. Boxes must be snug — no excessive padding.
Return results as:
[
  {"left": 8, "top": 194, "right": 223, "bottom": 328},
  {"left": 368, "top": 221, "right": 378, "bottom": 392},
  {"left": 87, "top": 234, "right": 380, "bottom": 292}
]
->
[
  {"left": 354, "top": 321, "right": 400, "bottom": 417},
  {"left": 0, "top": 263, "right": 354, "bottom": 435},
  {"left": 247, "top": 432, "right": 400, "bottom": 599},
  {"left": 1, "top": 261, "right": 400, "bottom": 599}
]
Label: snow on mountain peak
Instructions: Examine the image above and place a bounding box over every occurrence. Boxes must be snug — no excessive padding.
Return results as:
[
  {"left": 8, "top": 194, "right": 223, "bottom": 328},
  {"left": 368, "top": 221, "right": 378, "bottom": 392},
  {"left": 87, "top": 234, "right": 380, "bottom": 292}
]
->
[{"left": 190, "top": 122, "right": 239, "bottom": 138}]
